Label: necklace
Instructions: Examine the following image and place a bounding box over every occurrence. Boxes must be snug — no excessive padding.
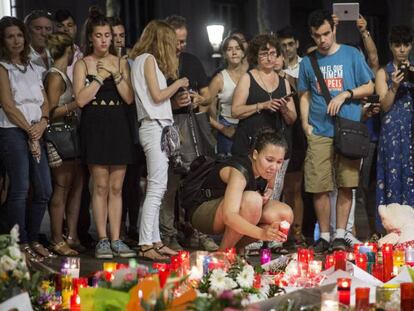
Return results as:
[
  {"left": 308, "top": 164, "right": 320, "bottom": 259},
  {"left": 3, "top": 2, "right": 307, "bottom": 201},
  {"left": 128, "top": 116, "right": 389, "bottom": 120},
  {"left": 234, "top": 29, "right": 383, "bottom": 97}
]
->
[
  {"left": 257, "top": 70, "right": 276, "bottom": 101},
  {"left": 11, "top": 62, "right": 27, "bottom": 73}
]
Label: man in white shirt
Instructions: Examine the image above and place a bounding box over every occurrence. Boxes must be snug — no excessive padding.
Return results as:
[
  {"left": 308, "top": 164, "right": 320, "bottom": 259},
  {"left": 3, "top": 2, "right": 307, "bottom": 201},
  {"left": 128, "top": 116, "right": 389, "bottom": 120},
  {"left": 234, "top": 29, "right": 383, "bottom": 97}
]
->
[
  {"left": 24, "top": 10, "right": 53, "bottom": 75},
  {"left": 277, "top": 26, "right": 302, "bottom": 79}
]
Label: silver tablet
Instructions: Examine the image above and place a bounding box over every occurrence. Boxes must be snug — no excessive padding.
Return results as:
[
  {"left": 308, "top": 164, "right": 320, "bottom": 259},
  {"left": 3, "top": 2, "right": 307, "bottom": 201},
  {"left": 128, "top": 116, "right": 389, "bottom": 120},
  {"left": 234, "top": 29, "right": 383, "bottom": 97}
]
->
[{"left": 333, "top": 3, "right": 360, "bottom": 21}]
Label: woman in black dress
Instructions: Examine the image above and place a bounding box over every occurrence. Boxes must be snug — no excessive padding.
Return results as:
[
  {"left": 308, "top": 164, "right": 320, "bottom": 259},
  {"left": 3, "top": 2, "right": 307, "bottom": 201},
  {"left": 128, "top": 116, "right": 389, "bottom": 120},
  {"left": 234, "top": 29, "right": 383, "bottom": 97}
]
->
[{"left": 73, "top": 7, "right": 135, "bottom": 259}]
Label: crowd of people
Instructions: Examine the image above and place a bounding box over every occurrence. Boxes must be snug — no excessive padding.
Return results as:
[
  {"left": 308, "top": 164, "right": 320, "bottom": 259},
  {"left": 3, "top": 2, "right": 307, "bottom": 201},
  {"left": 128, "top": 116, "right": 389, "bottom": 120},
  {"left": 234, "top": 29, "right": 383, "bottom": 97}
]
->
[{"left": 0, "top": 6, "right": 413, "bottom": 262}]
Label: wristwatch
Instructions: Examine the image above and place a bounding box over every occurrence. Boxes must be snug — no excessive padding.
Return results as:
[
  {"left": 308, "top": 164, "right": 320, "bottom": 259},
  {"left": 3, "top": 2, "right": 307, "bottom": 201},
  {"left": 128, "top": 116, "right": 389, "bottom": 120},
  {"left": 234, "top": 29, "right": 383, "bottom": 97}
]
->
[{"left": 361, "top": 31, "right": 370, "bottom": 39}]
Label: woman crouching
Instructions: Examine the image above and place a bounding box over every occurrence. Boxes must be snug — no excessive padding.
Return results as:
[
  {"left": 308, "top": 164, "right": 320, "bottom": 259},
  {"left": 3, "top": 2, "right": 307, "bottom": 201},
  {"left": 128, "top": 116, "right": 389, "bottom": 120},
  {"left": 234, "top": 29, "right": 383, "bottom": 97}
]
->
[{"left": 190, "top": 128, "right": 293, "bottom": 251}]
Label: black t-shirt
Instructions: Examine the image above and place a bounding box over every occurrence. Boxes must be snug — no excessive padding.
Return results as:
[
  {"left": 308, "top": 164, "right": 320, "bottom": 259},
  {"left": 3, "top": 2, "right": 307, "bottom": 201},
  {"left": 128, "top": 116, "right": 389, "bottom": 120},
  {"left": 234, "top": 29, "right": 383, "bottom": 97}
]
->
[
  {"left": 173, "top": 52, "right": 209, "bottom": 114},
  {"left": 201, "top": 155, "right": 261, "bottom": 202}
]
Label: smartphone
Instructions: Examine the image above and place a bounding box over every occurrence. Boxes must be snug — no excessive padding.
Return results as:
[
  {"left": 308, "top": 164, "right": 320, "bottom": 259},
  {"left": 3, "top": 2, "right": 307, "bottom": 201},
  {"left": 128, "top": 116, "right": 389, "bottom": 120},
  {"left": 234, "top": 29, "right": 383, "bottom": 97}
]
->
[
  {"left": 282, "top": 91, "right": 297, "bottom": 100},
  {"left": 333, "top": 3, "right": 360, "bottom": 21}
]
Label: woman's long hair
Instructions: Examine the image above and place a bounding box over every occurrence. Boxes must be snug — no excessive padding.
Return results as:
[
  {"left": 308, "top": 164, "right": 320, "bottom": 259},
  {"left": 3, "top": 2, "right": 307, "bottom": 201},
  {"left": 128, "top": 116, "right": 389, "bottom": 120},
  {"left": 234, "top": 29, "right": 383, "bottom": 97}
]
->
[
  {"left": 82, "top": 6, "right": 116, "bottom": 56},
  {"left": 0, "top": 17, "right": 30, "bottom": 64},
  {"left": 130, "top": 20, "right": 178, "bottom": 79}
]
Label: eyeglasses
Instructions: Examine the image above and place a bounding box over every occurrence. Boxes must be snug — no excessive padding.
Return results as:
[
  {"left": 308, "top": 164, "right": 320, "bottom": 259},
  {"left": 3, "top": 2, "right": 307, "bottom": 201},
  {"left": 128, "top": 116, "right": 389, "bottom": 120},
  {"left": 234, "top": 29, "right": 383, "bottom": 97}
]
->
[{"left": 258, "top": 51, "right": 278, "bottom": 59}]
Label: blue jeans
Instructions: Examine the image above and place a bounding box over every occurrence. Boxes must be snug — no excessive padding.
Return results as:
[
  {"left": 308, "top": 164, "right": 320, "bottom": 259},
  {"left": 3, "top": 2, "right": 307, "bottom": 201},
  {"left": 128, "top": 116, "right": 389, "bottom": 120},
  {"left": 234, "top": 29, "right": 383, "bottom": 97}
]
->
[
  {"left": 0, "top": 128, "right": 52, "bottom": 244},
  {"left": 217, "top": 116, "right": 237, "bottom": 156}
]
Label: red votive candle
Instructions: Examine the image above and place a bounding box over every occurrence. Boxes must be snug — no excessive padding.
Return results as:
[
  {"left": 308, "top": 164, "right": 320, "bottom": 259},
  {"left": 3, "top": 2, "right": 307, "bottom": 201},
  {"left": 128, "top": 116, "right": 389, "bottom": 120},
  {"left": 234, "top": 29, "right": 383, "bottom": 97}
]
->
[
  {"left": 355, "top": 287, "right": 370, "bottom": 311},
  {"left": 225, "top": 248, "right": 237, "bottom": 263},
  {"left": 337, "top": 277, "right": 351, "bottom": 306},
  {"left": 69, "top": 293, "right": 81, "bottom": 311},
  {"left": 253, "top": 274, "right": 261, "bottom": 289},
  {"left": 334, "top": 251, "right": 346, "bottom": 271},
  {"left": 279, "top": 220, "right": 290, "bottom": 235},
  {"left": 372, "top": 263, "right": 384, "bottom": 282},
  {"left": 400, "top": 282, "right": 414, "bottom": 311},
  {"left": 382, "top": 244, "right": 393, "bottom": 282},
  {"left": 355, "top": 253, "right": 368, "bottom": 271},
  {"left": 325, "top": 254, "right": 335, "bottom": 270}
]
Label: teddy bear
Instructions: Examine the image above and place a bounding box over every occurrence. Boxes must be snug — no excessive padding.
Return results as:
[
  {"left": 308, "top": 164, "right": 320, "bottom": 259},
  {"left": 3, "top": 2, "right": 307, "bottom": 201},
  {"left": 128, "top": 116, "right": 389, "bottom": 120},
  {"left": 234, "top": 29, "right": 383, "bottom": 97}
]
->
[{"left": 378, "top": 203, "right": 414, "bottom": 247}]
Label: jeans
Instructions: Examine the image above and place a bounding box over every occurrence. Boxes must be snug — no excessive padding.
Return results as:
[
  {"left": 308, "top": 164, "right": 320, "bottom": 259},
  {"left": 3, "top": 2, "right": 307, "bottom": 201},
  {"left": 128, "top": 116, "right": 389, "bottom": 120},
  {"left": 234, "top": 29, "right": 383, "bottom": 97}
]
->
[
  {"left": 0, "top": 128, "right": 52, "bottom": 244},
  {"left": 217, "top": 116, "right": 237, "bottom": 156},
  {"left": 138, "top": 120, "right": 169, "bottom": 245}
]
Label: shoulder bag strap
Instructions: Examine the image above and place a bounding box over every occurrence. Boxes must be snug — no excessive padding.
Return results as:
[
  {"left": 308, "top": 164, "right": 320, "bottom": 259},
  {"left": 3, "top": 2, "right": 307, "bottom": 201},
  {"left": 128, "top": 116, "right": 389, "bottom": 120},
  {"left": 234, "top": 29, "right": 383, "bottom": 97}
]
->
[
  {"left": 309, "top": 52, "right": 331, "bottom": 106},
  {"left": 187, "top": 105, "right": 201, "bottom": 156}
]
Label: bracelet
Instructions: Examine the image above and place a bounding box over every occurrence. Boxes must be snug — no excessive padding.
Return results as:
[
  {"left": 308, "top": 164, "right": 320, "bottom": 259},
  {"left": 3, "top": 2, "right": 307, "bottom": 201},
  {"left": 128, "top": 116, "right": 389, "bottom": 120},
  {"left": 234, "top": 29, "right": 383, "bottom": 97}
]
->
[
  {"left": 361, "top": 31, "right": 370, "bottom": 39},
  {"left": 346, "top": 89, "right": 354, "bottom": 100},
  {"left": 112, "top": 72, "right": 122, "bottom": 80},
  {"left": 93, "top": 75, "right": 104, "bottom": 86},
  {"left": 256, "top": 103, "right": 261, "bottom": 114},
  {"left": 40, "top": 116, "right": 49, "bottom": 124},
  {"left": 114, "top": 75, "right": 123, "bottom": 85}
]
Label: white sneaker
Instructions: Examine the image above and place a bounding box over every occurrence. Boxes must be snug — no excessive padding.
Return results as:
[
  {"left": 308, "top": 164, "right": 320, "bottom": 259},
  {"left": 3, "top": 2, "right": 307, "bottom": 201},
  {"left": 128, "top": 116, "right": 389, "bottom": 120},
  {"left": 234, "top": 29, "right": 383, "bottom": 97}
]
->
[
  {"left": 245, "top": 241, "right": 263, "bottom": 251},
  {"left": 344, "top": 232, "right": 361, "bottom": 247}
]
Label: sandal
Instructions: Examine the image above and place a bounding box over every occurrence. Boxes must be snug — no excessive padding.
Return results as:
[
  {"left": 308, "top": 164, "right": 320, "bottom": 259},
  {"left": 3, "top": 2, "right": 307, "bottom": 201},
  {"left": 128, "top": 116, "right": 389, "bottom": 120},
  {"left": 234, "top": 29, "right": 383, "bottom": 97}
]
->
[
  {"left": 137, "top": 246, "right": 169, "bottom": 262},
  {"left": 65, "top": 236, "right": 87, "bottom": 253},
  {"left": 154, "top": 243, "right": 178, "bottom": 256},
  {"left": 51, "top": 241, "right": 79, "bottom": 256},
  {"left": 21, "top": 244, "right": 44, "bottom": 263},
  {"left": 30, "top": 242, "right": 58, "bottom": 259}
]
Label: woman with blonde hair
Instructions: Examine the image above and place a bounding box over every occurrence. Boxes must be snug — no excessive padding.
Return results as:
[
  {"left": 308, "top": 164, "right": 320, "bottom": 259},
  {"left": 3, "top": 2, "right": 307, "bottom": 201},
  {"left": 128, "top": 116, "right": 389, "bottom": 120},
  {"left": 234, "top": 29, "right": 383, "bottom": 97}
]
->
[
  {"left": 73, "top": 7, "right": 135, "bottom": 259},
  {"left": 44, "top": 32, "right": 83, "bottom": 256},
  {"left": 130, "top": 20, "right": 188, "bottom": 261}
]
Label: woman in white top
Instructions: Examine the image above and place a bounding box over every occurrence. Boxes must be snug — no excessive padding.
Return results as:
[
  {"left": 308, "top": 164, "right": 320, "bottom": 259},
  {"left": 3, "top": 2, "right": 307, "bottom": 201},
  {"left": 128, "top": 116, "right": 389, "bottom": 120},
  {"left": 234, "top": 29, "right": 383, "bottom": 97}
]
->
[
  {"left": 130, "top": 20, "right": 188, "bottom": 261},
  {"left": 208, "top": 36, "right": 247, "bottom": 157},
  {"left": 44, "top": 32, "right": 83, "bottom": 256},
  {"left": 0, "top": 17, "right": 53, "bottom": 261}
]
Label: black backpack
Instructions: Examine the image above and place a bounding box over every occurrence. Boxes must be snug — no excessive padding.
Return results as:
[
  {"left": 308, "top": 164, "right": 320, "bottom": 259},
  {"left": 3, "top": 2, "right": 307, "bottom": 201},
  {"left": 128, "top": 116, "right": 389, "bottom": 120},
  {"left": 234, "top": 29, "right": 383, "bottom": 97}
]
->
[
  {"left": 181, "top": 155, "right": 250, "bottom": 216},
  {"left": 181, "top": 155, "right": 217, "bottom": 214}
]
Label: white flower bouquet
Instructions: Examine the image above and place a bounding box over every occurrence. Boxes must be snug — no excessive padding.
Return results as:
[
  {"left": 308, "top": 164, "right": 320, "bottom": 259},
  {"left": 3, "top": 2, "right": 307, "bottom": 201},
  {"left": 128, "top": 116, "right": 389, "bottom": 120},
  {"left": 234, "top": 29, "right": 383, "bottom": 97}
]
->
[{"left": 0, "top": 225, "right": 31, "bottom": 301}]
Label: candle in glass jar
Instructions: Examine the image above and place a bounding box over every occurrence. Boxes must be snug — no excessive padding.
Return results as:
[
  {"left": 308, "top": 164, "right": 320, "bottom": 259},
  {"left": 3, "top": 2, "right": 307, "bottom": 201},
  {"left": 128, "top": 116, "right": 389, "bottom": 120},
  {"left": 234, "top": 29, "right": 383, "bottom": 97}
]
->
[
  {"left": 308, "top": 260, "right": 322, "bottom": 276},
  {"left": 279, "top": 220, "right": 290, "bottom": 235},
  {"left": 355, "top": 253, "right": 368, "bottom": 271},
  {"left": 260, "top": 248, "right": 271, "bottom": 265},
  {"left": 325, "top": 254, "right": 335, "bottom": 270},
  {"left": 225, "top": 248, "right": 237, "bottom": 263},
  {"left": 103, "top": 262, "right": 117, "bottom": 273},
  {"left": 382, "top": 244, "right": 394, "bottom": 281},
  {"left": 355, "top": 287, "right": 370, "bottom": 311},
  {"left": 337, "top": 278, "right": 351, "bottom": 306},
  {"left": 405, "top": 247, "right": 414, "bottom": 267},
  {"left": 334, "top": 251, "right": 346, "bottom": 271},
  {"left": 400, "top": 282, "right": 414, "bottom": 311},
  {"left": 393, "top": 250, "right": 405, "bottom": 275}
]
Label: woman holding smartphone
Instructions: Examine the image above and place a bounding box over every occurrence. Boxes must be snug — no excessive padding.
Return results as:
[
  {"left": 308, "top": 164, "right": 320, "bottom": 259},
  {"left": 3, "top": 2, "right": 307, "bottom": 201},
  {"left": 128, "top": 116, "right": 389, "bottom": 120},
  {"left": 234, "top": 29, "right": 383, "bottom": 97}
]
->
[
  {"left": 375, "top": 25, "right": 414, "bottom": 209},
  {"left": 231, "top": 34, "right": 296, "bottom": 157}
]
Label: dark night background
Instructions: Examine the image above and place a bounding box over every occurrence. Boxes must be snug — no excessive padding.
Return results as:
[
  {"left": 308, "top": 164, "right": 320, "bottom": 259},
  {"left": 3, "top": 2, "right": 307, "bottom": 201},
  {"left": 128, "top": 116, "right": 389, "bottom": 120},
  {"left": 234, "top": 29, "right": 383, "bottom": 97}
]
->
[{"left": 7, "top": 0, "right": 414, "bottom": 76}]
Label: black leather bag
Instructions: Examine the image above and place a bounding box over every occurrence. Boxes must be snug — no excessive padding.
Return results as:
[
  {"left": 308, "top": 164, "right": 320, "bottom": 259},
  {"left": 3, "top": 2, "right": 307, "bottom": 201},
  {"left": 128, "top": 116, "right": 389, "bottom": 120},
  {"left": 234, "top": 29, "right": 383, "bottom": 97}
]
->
[
  {"left": 44, "top": 108, "right": 80, "bottom": 160},
  {"left": 334, "top": 116, "right": 370, "bottom": 159},
  {"left": 174, "top": 107, "right": 215, "bottom": 169},
  {"left": 309, "top": 53, "right": 369, "bottom": 159}
]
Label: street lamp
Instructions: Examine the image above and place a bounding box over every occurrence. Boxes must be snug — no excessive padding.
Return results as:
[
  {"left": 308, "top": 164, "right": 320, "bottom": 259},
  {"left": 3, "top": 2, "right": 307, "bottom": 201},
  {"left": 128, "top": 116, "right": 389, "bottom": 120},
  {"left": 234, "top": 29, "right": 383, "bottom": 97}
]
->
[{"left": 206, "top": 24, "right": 225, "bottom": 58}]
